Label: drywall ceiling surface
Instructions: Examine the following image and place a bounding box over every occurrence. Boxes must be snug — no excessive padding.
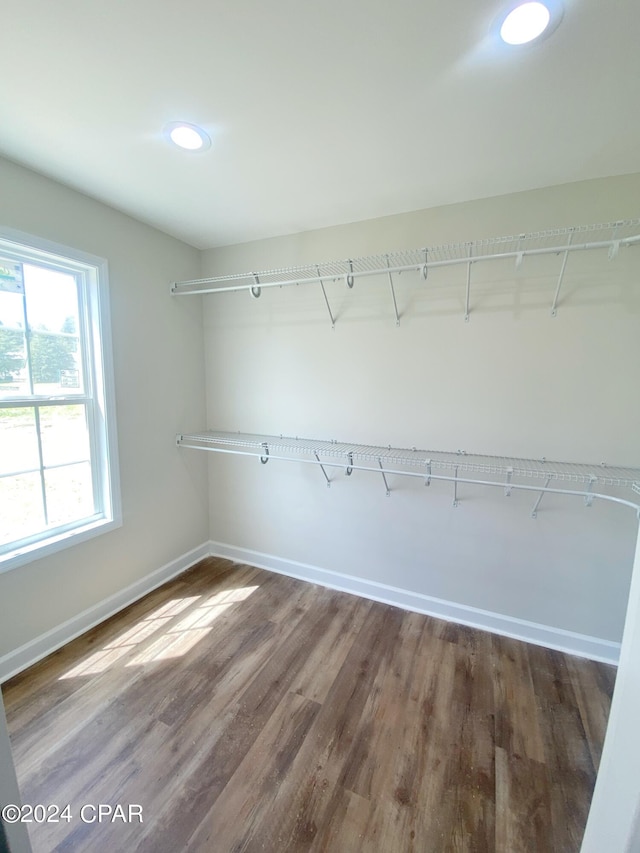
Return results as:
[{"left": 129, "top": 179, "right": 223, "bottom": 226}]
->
[{"left": 1, "top": 0, "right": 639, "bottom": 249}]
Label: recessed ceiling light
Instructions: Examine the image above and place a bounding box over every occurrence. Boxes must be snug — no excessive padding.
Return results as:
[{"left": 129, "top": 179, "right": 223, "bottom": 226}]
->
[
  {"left": 500, "top": 2, "right": 552, "bottom": 45},
  {"left": 164, "top": 122, "right": 211, "bottom": 152}
]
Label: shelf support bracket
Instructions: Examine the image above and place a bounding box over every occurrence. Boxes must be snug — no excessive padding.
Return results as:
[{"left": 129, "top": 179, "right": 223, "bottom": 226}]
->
[
  {"left": 608, "top": 223, "right": 621, "bottom": 260},
  {"left": 515, "top": 233, "right": 525, "bottom": 269},
  {"left": 314, "top": 452, "right": 331, "bottom": 487},
  {"left": 345, "top": 452, "right": 354, "bottom": 476},
  {"left": 453, "top": 465, "right": 460, "bottom": 507},
  {"left": 585, "top": 476, "right": 597, "bottom": 507},
  {"left": 251, "top": 274, "right": 262, "bottom": 299},
  {"left": 386, "top": 255, "right": 400, "bottom": 326},
  {"left": 551, "top": 232, "right": 573, "bottom": 316},
  {"left": 260, "top": 443, "right": 269, "bottom": 464},
  {"left": 531, "top": 476, "right": 552, "bottom": 518},
  {"left": 465, "top": 244, "right": 473, "bottom": 322},
  {"left": 505, "top": 467, "right": 514, "bottom": 497},
  {"left": 378, "top": 458, "right": 391, "bottom": 496},
  {"left": 316, "top": 265, "right": 335, "bottom": 329},
  {"left": 422, "top": 249, "right": 428, "bottom": 280},
  {"left": 425, "top": 458, "right": 432, "bottom": 486}
]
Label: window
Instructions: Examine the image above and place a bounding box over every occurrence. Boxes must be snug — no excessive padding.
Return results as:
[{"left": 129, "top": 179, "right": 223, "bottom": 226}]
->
[{"left": 0, "top": 230, "right": 121, "bottom": 571}]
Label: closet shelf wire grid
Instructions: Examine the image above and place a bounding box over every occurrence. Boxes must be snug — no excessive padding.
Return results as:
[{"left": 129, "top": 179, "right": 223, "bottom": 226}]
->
[
  {"left": 171, "top": 220, "right": 640, "bottom": 296},
  {"left": 177, "top": 431, "right": 640, "bottom": 510}
]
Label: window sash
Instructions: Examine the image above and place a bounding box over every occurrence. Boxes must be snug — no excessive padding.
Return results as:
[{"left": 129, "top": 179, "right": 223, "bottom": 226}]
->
[
  {"left": 0, "top": 400, "right": 101, "bottom": 555},
  {"left": 0, "top": 229, "right": 121, "bottom": 572},
  {"left": 1, "top": 259, "right": 88, "bottom": 401}
]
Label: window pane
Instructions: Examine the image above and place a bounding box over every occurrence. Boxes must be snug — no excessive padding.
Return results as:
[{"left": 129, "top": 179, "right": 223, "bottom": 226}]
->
[
  {"left": 0, "top": 472, "right": 44, "bottom": 546},
  {"left": 0, "top": 286, "right": 29, "bottom": 398},
  {"left": 40, "top": 405, "right": 90, "bottom": 467},
  {"left": 45, "top": 462, "right": 94, "bottom": 526},
  {"left": 0, "top": 232, "right": 118, "bottom": 566},
  {"left": 24, "top": 264, "right": 84, "bottom": 396},
  {"left": 0, "top": 407, "right": 39, "bottom": 475}
]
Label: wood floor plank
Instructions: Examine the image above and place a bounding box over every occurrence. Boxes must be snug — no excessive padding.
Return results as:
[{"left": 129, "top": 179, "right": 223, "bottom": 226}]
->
[
  {"left": 564, "top": 655, "right": 615, "bottom": 772},
  {"left": 492, "top": 634, "right": 547, "bottom": 763},
  {"left": 183, "top": 690, "right": 321, "bottom": 852},
  {"left": 340, "top": 609, "right": 428, "bottom": 801},
  {"left": 2, "top": 558, "right": 614, "bottom": 853},
  {"left": 236, "top": 603, "right": 406, "bottom": 853},
  {"left": 308, "top": 789, "right": 372, "bottom": 853},
  {"left": 415, "top": 640, "right": 494, "bottom": 853},
  {"left": 527, "top": 646, "right": 598, "bottom": 852},
  {"left": 98, "top": 583, "right": 330, "bottom": 846},
  {"left": 290, "top": 593, "right": 373, "bottom": 705},
  {"left": 133, "top": 588, "right": 354, "bottom": 853}
]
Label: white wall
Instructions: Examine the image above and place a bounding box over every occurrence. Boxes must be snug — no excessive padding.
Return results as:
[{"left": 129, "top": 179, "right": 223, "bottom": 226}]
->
[
  {"left": 0, "top": 165, "right": 636, "bottom": 664},
  {"left": 0, "top": 692, "right": 31, "bottom": 852},
  {"left": 0, "top": 157, "right": 209, "bottom": 662},
  {"left": 581, "top": 532, "right": 640, "bottom": 852},
  {"left": 201, "top": 174, "right": 640, "bottom": 648}
]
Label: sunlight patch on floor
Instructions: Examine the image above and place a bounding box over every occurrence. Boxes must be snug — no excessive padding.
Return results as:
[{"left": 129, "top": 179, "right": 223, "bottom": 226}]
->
[
  {"left": 126, "top": 586, "right": 259, "bottom": 665},
  {"left": 58, "top": 587, "right": 259, "bottom": 677}
]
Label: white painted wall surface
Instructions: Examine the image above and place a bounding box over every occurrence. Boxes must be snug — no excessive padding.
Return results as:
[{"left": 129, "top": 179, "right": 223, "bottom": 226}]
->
[
  {"left": 581, "top": 532, "right": 640, "bottom": 852},
  {"left": 201, "top": 174, "right": 640, "bottom": 646},
  {"left": 0, "top": 157, "right": 209, "bottom": 661}
]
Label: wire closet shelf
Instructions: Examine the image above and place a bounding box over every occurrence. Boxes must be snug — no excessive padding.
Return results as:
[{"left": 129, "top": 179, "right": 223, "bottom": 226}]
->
[
  {"left": 171, "top": 219, "right": 640, "bottom": 323},
  {"left": 176, "top": 431, "right": 640, "bottom": 517}
]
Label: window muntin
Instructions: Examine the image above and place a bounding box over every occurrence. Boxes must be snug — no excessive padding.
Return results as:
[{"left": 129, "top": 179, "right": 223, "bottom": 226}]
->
[{"left": 0, "top": 233, "right": 120, "bottom": 569}]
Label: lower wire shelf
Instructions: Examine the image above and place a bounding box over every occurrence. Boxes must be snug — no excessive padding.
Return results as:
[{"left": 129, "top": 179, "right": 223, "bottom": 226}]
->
[{"left": 177, "top": 430, "right": 640, "bottom": 516}]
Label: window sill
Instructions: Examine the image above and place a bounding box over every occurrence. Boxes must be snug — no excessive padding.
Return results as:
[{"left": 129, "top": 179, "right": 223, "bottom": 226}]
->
[{"left": 0, "top": 515, "right": 122, "bottom": 574}]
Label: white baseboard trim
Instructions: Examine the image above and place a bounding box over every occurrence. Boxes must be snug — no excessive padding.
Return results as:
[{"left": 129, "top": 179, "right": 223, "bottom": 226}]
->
[
  {"left": 208, "top": 540, "right": 621, "bottom": 666},
  {"left": 0, "top": 542, "right": 211, "bottom": 684},
  {"left": 0, "top": 539, "right": 620, "bottom": 682}
]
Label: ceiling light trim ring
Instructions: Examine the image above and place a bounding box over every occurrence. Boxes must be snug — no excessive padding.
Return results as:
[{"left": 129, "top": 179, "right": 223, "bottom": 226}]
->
[
  {"left": 496, "top": 0, "right": 564, "bottom": 47},
  {"left": 164, "top": 121, "right": 212, "bottom": 152}
]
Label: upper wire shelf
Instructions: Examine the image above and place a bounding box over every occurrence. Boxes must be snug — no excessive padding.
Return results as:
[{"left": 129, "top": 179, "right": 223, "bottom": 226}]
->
[
  {"left": 171, "top": 220, "right": 640, "bottom": 324},
  {"left": 177, "top": 430, "right": 640, "bottom": 516}
]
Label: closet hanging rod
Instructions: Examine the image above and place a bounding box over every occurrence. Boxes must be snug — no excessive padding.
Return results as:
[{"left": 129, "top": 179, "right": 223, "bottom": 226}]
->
[
  {"left": 177, "top": 434, "right": 640, "bottom": 514},
  {"left": 171, "top": 220, "right": 640, "bottom": 296},
  {"left": 176, "top": 431, "right": 640, "bottom": 487},
  {"left": 176, "top": 431, "right": 640, "bottom": 513}
]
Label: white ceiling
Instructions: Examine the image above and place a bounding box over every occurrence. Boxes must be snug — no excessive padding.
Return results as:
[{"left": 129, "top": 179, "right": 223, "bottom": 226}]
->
[{"left": 1, "top": 0, "right": 639, "bottom": 249}]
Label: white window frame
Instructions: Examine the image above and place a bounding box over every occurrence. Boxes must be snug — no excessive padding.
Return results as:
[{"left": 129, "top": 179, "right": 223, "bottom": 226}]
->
[{"left": 0, "top": 228, "right": 121, "bottom": 572}]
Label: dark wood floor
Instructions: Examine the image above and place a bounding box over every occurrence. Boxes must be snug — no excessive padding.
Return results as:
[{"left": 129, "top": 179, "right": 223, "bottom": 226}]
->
[{"left": 3, "top": 558, "right": 615, "bottom": 852}]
